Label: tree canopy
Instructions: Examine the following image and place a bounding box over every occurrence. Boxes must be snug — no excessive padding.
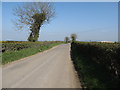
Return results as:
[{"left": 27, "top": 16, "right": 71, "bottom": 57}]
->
[
  {"left": 64, "top": 37, "right": 69, "bottom": 43},
  {"left": 71, "top": 33, "right": 77, "bottom": 42}
]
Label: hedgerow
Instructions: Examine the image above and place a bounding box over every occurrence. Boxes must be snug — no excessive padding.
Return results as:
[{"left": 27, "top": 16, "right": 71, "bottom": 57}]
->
[
  {"left": 2, "top": 41, "right": 63, "bottom": 52},
  {"left": 2, "top": 41, "right": 63, "bottom": 64},
  {"left": 71, "top": 41, "right": 120, "bottom": 88}
]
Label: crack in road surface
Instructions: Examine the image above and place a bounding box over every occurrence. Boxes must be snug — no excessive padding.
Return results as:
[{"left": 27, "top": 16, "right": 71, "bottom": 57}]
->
[{"left": 2, "top": 44, "right": 81, "bottom": 88}]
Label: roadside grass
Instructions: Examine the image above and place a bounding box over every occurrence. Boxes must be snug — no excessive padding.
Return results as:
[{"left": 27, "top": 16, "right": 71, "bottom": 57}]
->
[{"left": 2, "top": 43, "right": 62, "bottom": 65}]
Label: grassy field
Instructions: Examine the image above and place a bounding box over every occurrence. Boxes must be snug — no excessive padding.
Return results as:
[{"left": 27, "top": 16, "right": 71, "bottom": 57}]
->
[
  {"left": 2, "top": 41, "right": 64, "bottom": 65},
  {"left": 71, "top": 41, "right": 120, "bottom": 88}
]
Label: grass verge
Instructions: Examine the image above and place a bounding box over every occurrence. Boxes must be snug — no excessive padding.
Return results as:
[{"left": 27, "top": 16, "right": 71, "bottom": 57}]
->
[{"left": 2, "top": 43, "right": 62, "bottom": 65}]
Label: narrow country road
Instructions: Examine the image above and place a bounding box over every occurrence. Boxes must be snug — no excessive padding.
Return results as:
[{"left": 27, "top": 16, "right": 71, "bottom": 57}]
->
[{"left": 2, "top": 44, "right": 81, "bottom": 88}]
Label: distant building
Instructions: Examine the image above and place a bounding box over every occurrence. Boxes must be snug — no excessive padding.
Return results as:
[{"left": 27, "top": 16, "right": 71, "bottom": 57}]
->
[{"left": 100, "top": 41, "right": 114, "bottom": 43}]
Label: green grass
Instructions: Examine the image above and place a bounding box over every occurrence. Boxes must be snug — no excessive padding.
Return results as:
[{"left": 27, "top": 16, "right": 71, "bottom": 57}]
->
[{"left": 2, "top": 43, "right": 62, "bottom": 65}]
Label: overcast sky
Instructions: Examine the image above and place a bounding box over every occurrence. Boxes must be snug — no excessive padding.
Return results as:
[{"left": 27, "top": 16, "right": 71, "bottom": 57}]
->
[{"left": 2, "top": 2, "right": 118, "bottom": 41}]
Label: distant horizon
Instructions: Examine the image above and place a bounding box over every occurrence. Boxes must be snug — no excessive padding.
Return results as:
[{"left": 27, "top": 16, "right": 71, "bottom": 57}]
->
[{"left": 1, "top": 40, "right": 118, "bottom": 42}]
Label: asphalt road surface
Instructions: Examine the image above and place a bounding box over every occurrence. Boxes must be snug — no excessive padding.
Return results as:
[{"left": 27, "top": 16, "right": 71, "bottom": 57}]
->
[{"left": 2, "top": 44, "right": 81, "bottom": 88}]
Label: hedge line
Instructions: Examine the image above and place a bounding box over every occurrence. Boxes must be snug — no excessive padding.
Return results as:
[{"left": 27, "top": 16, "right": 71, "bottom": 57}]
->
[
  {"left": 2, "top": 41, "right": 63, "bottom": 53},
  {"left": 71, "top": 41, "right": 120, "bottom": 88},
  {"left": 2, "top": 41, "right": 63, "bottom": 64}
]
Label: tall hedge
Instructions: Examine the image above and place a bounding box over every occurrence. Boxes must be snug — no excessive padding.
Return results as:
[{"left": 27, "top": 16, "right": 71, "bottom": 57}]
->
[{"left": 71, "top": 41, "right": 120, "bottom": 88}]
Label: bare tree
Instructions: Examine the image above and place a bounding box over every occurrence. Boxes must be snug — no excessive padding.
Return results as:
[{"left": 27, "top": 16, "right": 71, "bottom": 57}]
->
[
  {"left": 13, "top": 2, "right": 55, "bottom": 42},
  {"left": 71, "top": 33, "right": 77, "bottom": 42}
]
